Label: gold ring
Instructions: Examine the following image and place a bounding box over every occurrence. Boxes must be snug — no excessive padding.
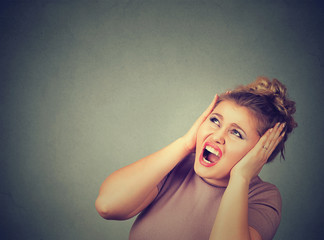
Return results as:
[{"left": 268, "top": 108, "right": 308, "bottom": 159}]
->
[{"left": 263, "top": 146, "right": 268, "bottom": 150}]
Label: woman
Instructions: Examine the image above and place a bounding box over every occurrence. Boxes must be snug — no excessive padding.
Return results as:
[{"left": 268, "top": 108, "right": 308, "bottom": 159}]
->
[{"left": 95, "top": 77, "right": 297, "bottom": 240}]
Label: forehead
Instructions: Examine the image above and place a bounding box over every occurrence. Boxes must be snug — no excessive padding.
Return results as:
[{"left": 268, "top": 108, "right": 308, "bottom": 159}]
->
[{"left": 212, "top": 100, "right": 258, "bottom": 131}]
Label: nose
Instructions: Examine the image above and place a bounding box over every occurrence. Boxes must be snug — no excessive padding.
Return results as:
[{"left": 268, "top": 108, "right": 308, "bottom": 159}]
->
[{"left": 212, "top": 131, "right": 225, "bottom": 145}]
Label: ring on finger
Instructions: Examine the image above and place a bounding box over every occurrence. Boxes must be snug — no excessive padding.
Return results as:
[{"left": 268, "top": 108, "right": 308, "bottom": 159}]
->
[{"left": 263, "top": 146, "right": 268, "bottom": 150}]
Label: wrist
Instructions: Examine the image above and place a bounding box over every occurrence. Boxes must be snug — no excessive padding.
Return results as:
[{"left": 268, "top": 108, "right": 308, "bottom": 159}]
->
[
  {"left": 229, "top": 173, "right": 251, "bottom": 187},
  {"left": 178, "top": 136, "right": 195, "bottom": 155}
]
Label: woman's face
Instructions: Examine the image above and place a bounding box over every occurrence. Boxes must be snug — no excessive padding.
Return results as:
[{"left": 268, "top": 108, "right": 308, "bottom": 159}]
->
[{"left": 194, "top": 100, "right": 261, "bottom": 186}]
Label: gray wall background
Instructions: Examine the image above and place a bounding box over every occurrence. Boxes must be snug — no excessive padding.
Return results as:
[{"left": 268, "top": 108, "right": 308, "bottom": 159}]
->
[{"left": 1, "top": 0, "right": 323, "bottom": 239}]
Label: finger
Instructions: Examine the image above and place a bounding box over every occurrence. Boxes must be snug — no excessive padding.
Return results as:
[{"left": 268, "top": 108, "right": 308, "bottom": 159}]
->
[
  {"left": 200, "top": 94, "right": 218, "bottom": 119},
  {"left": 190, "top": 95, "right": 218, "bottom": 131},
  {"left": 266, "top": 130, "right": 285, "bottom": 158},
  {"left": 262, "top": 123, "right": 285, "bottom": 160},
  {"left": 267, "top": 123, "right": 285, "bottom": 152},
  {"left": 257, "top": 126, "right": 273, "bottom": 149},
  {"left": 254, "top": 127, "right": 273, "bottom": 158},
  {"left": 272, "top": 130, "right": 285, "bottom": 150},
  {"left": 262, "top": 122, "right": 280, "bottom": 150}
]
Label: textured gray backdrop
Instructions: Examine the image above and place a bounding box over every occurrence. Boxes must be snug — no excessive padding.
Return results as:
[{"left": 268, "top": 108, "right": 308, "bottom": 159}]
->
[{"left": 1, "top": 0, "right": 323, "bottom": 239}]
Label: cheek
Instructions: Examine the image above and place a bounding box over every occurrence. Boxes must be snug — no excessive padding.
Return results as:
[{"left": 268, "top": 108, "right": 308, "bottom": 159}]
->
[
  {"left": 195, "top": 123, "right": 214, "bottom": 155},
  {"left": 196, "top": 122, "right": 210, "bottom": 143}
]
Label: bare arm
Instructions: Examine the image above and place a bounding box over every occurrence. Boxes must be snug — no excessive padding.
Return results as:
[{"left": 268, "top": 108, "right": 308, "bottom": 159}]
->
[
  {"left": 95, "top": 138, "right": 190, "bottom": 220},
  {"left": 209, "top": 123, "right": 285, "bottom": 240},
  {"left": 95, "top": 95, "right": 218, "bottom": 220},
  {"left": 209, "top": 175, "right": 262, "bottom": 240}
]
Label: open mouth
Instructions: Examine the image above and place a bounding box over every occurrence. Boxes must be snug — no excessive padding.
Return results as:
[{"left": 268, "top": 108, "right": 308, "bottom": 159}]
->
[{"left": 200, "top": 144, "right": 222, "bottom": 167}]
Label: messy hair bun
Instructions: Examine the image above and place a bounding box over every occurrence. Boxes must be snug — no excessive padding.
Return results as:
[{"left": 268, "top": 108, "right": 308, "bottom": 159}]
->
[{"left": 219, "top": 76, "right": 297, "bottom": 163}]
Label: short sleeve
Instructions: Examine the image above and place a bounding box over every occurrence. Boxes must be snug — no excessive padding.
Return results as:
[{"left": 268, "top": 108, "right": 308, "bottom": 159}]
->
[
  {"left": 157, "top": 154, "right": 195, "bottom": 193},
  {"left": 157, "top": 173, "right": 170, "bottom": 192},
  {"left": 248, "top": 182, "right": 282, "bottom": 240}
]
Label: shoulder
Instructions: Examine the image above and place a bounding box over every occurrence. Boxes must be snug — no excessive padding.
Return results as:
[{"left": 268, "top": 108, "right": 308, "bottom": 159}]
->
[
  {"left": 163, "top": 153, "right": 195, "bottom": 187},
  {"left": 249, "top": 176, "right": 282, "bottom": 206},
  {"left": 157, "top": 153, "right": 195, "bottom": 193},
  {"left": 248, "top": 177, "right": 282, "bottom": 240},
  {"left": 172, "top": 153, "right": 195, "bottom": 176}
]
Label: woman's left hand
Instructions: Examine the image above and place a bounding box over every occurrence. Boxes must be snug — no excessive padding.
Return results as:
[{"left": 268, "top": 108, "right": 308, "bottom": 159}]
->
[{"left": 230, "top": 122, "right": 286, "bottom": 183}]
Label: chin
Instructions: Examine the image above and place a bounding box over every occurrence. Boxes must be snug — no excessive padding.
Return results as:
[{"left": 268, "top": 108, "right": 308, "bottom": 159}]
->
[
  {"left": 193, "top": 159, "right": 201, "bottom": 175},
  {"left": 193, "top": 158, "right": 230, "bottom": 186},
  {"left": 193, "top": 157, "right": 214, "bottom": 179}
]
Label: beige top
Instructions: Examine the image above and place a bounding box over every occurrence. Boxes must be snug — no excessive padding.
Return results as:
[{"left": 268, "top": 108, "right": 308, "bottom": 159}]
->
[{"left": 129, "top": 156, "right": 281, "bottom": 240}]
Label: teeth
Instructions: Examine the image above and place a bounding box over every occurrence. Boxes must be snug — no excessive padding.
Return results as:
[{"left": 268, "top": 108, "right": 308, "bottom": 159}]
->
[
  {"left": 205, "top": 145, "right": 220, "bottom": 157},
  {"left": 203, "top": 157, "right": 212, "bottom": 164}
]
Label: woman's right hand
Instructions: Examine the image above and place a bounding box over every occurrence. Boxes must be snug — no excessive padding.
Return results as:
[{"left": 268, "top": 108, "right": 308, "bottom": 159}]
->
[{"left": 181, "top": 95, "right": 218, "bottom": 153}]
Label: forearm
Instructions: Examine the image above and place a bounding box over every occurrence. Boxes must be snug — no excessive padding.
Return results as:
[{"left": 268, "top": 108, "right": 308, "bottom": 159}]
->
[
  {"left": 95, "top": 137, "right": 190, "bottom": 219},
  {"left": 209, "top": 176, "right": 251, "bottom": 240}
]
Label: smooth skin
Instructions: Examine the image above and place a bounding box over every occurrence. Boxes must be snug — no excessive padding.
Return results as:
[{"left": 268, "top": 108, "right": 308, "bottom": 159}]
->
[
  {"left": 209, "top": 122, "right": 285, "bottom": 240},
  {"left": 194, "top": 100, "right": 265, "bottom": 187},
  {"left": 95, "top": 95, "right": 218, "bottom": 220},
  {"left": 95, "top": 95, "right": 285, "bottom": 240}
]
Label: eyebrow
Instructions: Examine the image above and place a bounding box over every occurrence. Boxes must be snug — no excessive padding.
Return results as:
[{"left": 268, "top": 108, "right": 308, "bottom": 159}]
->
[{"left": 213, "top": 113, "right": 247, "bottom": 136}]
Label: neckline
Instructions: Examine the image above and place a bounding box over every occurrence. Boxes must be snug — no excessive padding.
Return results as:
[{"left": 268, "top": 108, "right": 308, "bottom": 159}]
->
[
  {"left": 197, "top": 174, "right": 261, "bottom": 188},
  {"left": 198, "top": 175, "right": 228, "bottom": 188}
]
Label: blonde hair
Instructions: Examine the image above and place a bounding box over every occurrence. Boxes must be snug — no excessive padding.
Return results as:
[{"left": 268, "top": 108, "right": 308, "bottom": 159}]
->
[{"left": 218, "top": 77, "right": 297, "bottom": 163}]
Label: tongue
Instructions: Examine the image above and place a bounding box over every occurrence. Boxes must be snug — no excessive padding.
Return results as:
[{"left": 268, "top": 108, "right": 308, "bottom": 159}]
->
[{"left": 207, "top": 153, "right": 219, "bottom": 163}]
